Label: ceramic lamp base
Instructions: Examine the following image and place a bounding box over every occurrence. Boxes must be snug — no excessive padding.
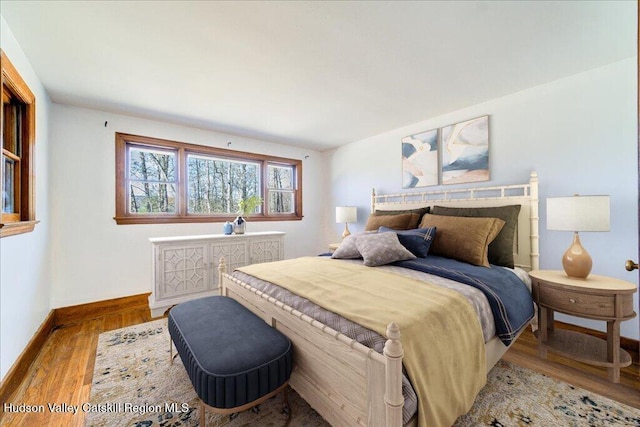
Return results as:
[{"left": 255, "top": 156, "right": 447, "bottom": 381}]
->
[
  {"left": 341, "top": 223, "right": 351, "bottom": 239},
  {"left": 562, "top": 232, "right": 592, "bottom": 279}
]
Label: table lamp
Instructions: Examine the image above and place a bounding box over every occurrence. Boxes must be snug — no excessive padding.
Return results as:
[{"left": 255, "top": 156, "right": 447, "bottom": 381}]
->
[
  {"left": 336, "top": 206, "right": 357, "bottom": 239},
  {"left": 546, "top": 195, "right": 610, "bottom": 279}
]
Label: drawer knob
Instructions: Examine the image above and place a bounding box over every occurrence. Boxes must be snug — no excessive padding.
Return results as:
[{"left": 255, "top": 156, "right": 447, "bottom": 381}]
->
[{"left": 569, "top": 298, "right": 576, "bottom": 304}]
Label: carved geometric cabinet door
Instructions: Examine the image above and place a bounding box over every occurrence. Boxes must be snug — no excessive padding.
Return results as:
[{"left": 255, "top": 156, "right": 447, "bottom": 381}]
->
[
  {"left": 158, "top": 243, "right": 209, "bottom": 299},
  {"left": 211, "top": 242, "right": 248, "bottom": 288},
  {"left": 250, "top": 239, "right": 282, "bottom": 264}
]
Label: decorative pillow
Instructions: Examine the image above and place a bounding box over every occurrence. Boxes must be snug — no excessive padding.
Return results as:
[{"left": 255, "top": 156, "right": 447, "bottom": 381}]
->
[
  {"left": 418, "top": 214, "right": 505, "bottom": 267},
  {"left": 331, "top": 234, "right": 362, "bottom": 259},
  {"left": 364, "top": 213, "right": 417, "bottom": 231},
  {"left": 355, "top": 232, "right": 416, "bottom": 267},
  {"left": 373, "top": 207, "right": 430, "bottom": 228},
  {"left": 378, "top": 226, "right": 436, "bottom": 258},
  {"left": 431, "top": 205, "right": 521, "bottom": 268}
]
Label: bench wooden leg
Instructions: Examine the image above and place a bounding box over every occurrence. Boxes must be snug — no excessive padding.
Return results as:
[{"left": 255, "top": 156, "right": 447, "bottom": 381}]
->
[
  {"left": 199, "top": 382, "right": 289, "bottom": 425},
  {"left": 282, "top": 385, "right": 291, "bottom": 423}
]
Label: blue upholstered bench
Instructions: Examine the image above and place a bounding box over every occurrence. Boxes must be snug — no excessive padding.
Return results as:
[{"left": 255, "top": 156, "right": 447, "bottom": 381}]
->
[{"left": 168, "top": 296, "right": 293, "bottom": 425}]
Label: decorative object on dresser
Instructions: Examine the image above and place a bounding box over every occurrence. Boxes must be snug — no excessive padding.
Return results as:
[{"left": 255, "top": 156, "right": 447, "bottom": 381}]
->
[
  {"left": 148, "top": 231, "right": 284, "bottom": 317},
  {"left": 233, "top": 195, "right": 263, "bottom": 234},
  {"left": 546, "top": 195, "right": 610, "bottom": 279},
  {"left": 335, "top": 206, "right": 357, "bottom": 239},
  {"left": 223, "top": 221, "right": 233, "bottom": 235},
  {"left": 529, "top": 270, "right": 636, "bottom": 383}
]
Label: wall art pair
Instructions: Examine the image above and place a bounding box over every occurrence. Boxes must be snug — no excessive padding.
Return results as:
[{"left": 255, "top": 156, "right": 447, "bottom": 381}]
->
[{"left": 402, "top": 115, "right": 489, "bottom": 188}]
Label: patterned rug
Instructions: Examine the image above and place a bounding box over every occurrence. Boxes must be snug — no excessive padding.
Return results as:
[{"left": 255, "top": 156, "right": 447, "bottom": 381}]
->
[{"left": 86, "top": 319, "right": 640, "bottom": 426}]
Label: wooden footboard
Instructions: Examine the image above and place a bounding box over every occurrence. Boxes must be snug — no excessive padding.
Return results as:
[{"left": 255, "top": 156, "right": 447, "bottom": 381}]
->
[{"left": 218, "top": 258, "right": 405, "bottom": 427}]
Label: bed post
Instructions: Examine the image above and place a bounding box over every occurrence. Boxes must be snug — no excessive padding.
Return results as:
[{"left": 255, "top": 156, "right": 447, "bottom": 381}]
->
[
  {"left": 383, "top": 322, "right": 403, "bottom": 427},
  {"left": 218, "top": 257, "right": 227, "bottom": 295},
  {"left": 529, "top": 171, "right": 540, "bottom": 271},
  {"left": 371, "top": 188, "right": 376, "bottom": 213}
]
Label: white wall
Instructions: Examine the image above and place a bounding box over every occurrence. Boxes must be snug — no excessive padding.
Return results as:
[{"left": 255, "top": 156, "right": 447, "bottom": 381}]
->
[
  {"left": 0, "top": 17, "right": 53, "bottom": 379},
  {"left": 49, "top": 105, "right": 326, "bottom": 308},
  {"left": 325, "top": 58, "right": 639, "bottom": 340}
]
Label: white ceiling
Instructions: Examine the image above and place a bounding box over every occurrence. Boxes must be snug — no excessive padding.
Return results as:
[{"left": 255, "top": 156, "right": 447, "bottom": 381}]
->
[{"left": 0, "top": 1, "right": 635, "bottom": 151}]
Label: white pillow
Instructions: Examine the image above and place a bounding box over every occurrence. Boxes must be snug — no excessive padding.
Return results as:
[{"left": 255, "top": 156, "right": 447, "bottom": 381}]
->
[{"left": 355, "top": 232, "right": 416, "bottom": 267}]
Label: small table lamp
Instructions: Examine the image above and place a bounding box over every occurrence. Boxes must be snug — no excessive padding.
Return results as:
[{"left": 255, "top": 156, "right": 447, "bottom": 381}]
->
[
  {"left": 546, "top": 195, "right": 610, "bottom": 279},
  {"left": 336, "top": 206, "right": 357, "bottom": 239}
]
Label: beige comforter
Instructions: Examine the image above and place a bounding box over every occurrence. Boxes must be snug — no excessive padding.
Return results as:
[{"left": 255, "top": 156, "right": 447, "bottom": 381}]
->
[{"left": 237, "top": 257, "right": 486, "bottom": 427}]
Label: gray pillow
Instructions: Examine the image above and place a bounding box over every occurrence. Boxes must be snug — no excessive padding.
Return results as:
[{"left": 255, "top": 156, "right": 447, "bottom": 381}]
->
[
  {"left": 431, "top": 205, "right": 521, "bottom": 268},
  {"left": 355, "top": 232, "right": 416, "bottom": 267},
  {"left": 331, "top": 234, "right": 361, "bottom": 259}
]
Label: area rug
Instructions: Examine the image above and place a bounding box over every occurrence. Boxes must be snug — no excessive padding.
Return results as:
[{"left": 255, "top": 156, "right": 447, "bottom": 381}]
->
[{"left": 86, "top": 319, "right": 640, "bottom": 426}]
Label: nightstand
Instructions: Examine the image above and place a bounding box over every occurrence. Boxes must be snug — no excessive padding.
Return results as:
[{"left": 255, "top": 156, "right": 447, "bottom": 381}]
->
[
  {"left": 329, "top": 243, "right": 340, "bottom": 253},
  {"left": 529, "top": 270, "right": 637, "bottom": 383}
]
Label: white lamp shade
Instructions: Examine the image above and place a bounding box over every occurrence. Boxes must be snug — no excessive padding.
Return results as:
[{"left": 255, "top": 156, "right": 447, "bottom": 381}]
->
[
  {"left": 546, "top": 195, "right": 610, "bottom": 232},
  {"left": 336, "top": 206, "right": 357, "bottom": 223}
]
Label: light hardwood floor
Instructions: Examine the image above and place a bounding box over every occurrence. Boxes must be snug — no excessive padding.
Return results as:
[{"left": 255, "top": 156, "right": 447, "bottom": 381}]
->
[{"left": 0, "top": 306, "right": 638, "bottom": 426}]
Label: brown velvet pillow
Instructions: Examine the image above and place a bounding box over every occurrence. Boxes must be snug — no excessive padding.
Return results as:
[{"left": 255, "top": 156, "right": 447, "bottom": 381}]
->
[
  {"left": 364, "top": 213, "right": 417, "bottom": 231},
  {"left": 373, "top": 207, "right": 430, "bottom": 228},
  {"left": 418, "top": 213, "right": 505, "bottom": 267},
  {"left": 431, "top": 205, "right": 521, "bottom": 268}
]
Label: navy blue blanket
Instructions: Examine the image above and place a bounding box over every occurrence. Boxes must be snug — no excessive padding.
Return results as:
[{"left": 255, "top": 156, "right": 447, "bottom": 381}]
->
[{"left": 394, "top": 256, "right": 534, "bottom": 345}]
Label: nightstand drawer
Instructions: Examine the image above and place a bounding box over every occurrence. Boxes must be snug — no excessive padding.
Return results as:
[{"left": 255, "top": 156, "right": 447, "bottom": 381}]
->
[
  {"left": 537, "top": 286, "right": 615, "bottom": 317},
  {"left": 538, "top": 286, "right": 633, "bottom": 318}
]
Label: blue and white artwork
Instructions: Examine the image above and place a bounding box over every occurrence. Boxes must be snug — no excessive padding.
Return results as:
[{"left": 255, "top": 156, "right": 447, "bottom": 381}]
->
[
  {"left": 441, "top": 115, "right": 489, "bottom": 185},
  {"left": 402, "top": 128, "right": 438, "bottom": 188}
]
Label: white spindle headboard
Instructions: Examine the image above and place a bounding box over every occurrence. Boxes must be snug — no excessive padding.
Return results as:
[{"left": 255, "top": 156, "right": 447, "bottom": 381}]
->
[{"left": 372, "top": 171, "right": 539, "bottom": 271}]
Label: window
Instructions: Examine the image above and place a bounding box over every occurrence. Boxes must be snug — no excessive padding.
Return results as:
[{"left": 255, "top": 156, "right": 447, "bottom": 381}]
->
[
  {"left": 1, "top": 49, "right": 37, "bottom": 238},
  {"left": 115, "top": 133, "right": 302, "bottom": 224},
  {"left": 186, "top": 153, "right": 260, "bottom": 215},
  {"left": 268, "top": 164, "right": 296, "bottom": 214},
  {"left": 128, "top": 145, "right": 177, "bottom": 214}
]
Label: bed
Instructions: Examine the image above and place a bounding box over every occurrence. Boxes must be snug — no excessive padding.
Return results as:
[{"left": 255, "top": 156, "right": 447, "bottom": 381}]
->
[{"left": 217, "top": 171, "right": 539, "bottom": 427}]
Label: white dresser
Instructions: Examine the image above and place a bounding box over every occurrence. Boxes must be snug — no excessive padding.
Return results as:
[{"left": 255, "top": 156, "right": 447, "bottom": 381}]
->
[{"left": 148, "top": 231, "right": 285, "bottom": 317}]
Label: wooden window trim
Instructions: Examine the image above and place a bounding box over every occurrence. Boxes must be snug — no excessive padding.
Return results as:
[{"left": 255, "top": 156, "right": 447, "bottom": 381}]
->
[
  {"left": 1, "top": 49, "right": 37, "bottom": 238},
  {"left": 0, "top": 219, "right": 39, "bottom": 237},
  {"left": 115, "top": 133, "right": 303, "bottom": 225}
]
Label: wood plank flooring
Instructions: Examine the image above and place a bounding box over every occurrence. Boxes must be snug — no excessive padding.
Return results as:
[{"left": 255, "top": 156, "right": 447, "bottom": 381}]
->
[
  {"left": 1, "top": 308, "right": 638, "bottom": 426},
  {"left": 0, "top": 306, "right": 153, "bottom": 427}
]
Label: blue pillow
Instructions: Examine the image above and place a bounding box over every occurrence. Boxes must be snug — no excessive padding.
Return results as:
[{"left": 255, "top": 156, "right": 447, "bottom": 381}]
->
[{"left": 378, "top": 226, "right": 436, "bottom": 258}]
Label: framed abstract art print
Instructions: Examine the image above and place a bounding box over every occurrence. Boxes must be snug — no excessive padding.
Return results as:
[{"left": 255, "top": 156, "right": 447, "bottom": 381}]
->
[{"left": 441, "top": 115, "right": 489, "bottom": 185}]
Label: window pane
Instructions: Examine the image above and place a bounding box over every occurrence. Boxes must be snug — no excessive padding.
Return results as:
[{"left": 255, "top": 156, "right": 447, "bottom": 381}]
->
[
  {"left": 187, "top": 154, "right": 260, "bottom": 214},
  {"left": 269, "top": 190, "right": 294, "bottom": 214},
  {"left": 129, "top": 182, "right": 176, "bottom": 213},
  {"left": 129, "top": 147, "right": 176, "bottom": 182},
  {"left": 3, "top": 101, "right": 23, "bottom": 157},
  {"left": 2, "top": 156, "right": 15, "bottom": 213},
  {"left": 268, "top": 165, "right": 293, "bottom": 190}
]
